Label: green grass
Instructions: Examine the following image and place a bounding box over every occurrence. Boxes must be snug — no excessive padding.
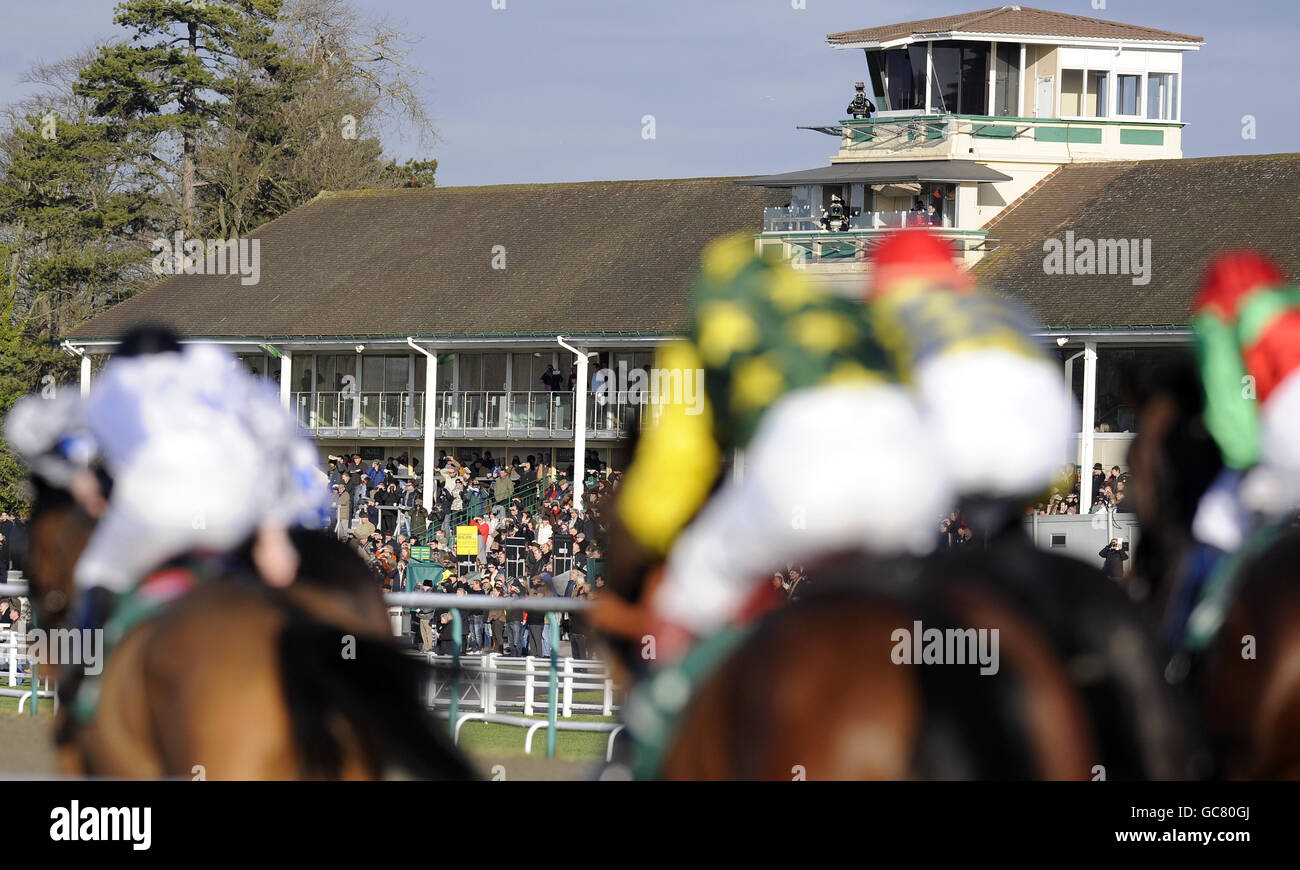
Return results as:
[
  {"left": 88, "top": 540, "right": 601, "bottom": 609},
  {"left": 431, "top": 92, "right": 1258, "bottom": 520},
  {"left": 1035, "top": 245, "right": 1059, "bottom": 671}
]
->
[
  {"left": 454, "top": 712, "right": 619, "bottom": 761},
  {"left": 0, "top": 689, "right": 53, "bottom": 717}
]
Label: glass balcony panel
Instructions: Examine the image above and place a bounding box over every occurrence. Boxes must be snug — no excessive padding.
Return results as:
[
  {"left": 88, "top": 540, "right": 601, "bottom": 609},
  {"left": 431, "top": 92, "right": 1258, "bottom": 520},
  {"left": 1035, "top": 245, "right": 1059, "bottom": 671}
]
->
[
  {"left": 400, "top": 392, "right": 416, "bottom": 431},
  {"left": 509, "top": 392, "right": 530, "bottom": 431},
  {"left": 359, "top": 393, "right": 380, "bottom": 428},
  {"left": 294, "top": 392, "right": 313, "bottom": 430},
  {"left": 486, "top": 392, "right": 507, "bottom": 431},
  {"left": 317, "top": 392, "right": 337, "bottom": 428},
  {"left": 339, "top": 394, "right": 358, "bottom": 429},
  {"left": 380, "top": 393, "right": 402, "bottom": 429},
  {"left": 553, "top": 393, "right": 574, "bottom": 431},
  {"left": 530, "top": 393, "right": 550, "bottom": 431},
  {"left": 464, "top": 392, "right": 486, "bottom": 428}
]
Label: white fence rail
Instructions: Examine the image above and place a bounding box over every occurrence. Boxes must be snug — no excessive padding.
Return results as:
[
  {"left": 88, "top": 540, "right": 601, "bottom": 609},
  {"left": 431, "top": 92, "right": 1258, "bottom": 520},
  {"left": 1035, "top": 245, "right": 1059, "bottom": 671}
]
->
[
  {"left": 419, "top": 652, "right": 619, "bottom": 718},
  {"left": 0, "top": 628, "right": 56, "bottom": 712}
]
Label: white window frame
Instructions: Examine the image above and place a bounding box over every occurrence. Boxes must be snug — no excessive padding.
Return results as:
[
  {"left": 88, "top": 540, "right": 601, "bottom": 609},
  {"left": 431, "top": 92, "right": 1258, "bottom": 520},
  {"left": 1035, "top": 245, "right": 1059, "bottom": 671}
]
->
[{"left": 1114, "top": 72, "right": 1145, "bottom": 119}]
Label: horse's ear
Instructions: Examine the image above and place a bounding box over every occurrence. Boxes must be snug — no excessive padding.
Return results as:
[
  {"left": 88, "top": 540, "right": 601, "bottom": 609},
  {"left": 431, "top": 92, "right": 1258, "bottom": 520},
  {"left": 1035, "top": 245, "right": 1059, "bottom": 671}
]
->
[{"left": 254, "top": 525, "right": 299, "bottom": 589}]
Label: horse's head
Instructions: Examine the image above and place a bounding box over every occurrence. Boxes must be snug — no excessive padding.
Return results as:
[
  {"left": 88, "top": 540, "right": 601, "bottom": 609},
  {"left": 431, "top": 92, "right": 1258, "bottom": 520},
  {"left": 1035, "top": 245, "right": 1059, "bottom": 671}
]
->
[
  {"left": 22, "top": 474, "right": 100, "bottom": 631},
  {"left": 1124, "top": 350, "right": 1223, "bottom": 609}
]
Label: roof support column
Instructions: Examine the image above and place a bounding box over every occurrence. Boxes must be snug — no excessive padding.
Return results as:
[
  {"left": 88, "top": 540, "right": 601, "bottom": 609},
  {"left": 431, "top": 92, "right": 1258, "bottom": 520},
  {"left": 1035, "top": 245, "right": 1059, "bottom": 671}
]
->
[
  {"left": 988, "top": 41, "right": 998, "bottom": 115},
  {"left": 408, "top": 338, "right": 439, "bottom": 511},
  {"left": 280, "top": 350, "right": 291, "bottom": 411},
  {"left": 925, "top": 41, "right": 933, "bottom": 112},
  {"left": 1018, "top": 44, "right": 1026, "bottom": 116},
  {"left": 1079, "top": 341, "right": 1098, "bottom": 510},
  {"left": 80, "top": 354, "right": 91, "bottom": 398},
  {"left": 558, "top": 336, "right": 590, "bottom": 516}
]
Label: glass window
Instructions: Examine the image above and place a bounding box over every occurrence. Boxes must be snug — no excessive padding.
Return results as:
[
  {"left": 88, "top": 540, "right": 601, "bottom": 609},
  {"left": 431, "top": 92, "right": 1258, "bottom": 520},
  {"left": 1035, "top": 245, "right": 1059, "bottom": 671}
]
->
[
  {"left": 1117, "top": 74, "right": 1141, "bottom": 116},
  {"left": 1087, "top": 71, "right": 1108, "bottom": 117},
  {"left": 1060, "top": 69, "right": 1084, "bottom": 116},
  {"left": 361, "top": 355, "right": 385, "bottom": 392},
  {"left": 883, "top": 45, "right": 928, "bottom": 111},
  {"left": 291, "top": 353, "right": 313, "bottom": 395},
  {"left": 926, "top": 41, "right": 988, "bottom": 115},
  {"left": 1093, "top": 346, "right": 1191, "bottom": 433},
  {"left": 865, "top": 50, "right": 888, "bottom": 110},
  {"left": 437, "top": 354, "right": 453, "bottom": 391},
  {"left": 483, "top": 353, "right": 507, "bottom": 391},
  {"left": 958, "top": 44, "right": 989, "bottom": 115},
  {"left": 512, "top": 353, "right": 533, "bottom": 392},
  {"left": 384, "top": 354, "right": 409, "bottom": 392},
  {"left": 414, "top": 354, "right": 426, "bottom": 390},
  {"left": 1147, "top": 73, "right": 1177, "bottom": 120},
  {"left": 929, "top": 42, "right": 960, "bottom": 113},
  {"left": 238, "top": 353, "right": 267, "bottom": 379},
  {"left": 319, "top": 354, "right": 355, "bottom": 392},
  {"left": 992, "top": 43, "right": 1020, "bottom": 116},
  {"left": 459, "top": 353, "right": 482, "bottom": 391}
]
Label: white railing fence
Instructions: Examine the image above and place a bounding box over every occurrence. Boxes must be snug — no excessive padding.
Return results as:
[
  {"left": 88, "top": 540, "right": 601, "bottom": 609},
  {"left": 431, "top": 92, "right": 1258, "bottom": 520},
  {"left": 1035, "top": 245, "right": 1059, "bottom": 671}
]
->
[{"left": 419, "top": 652, "right": 619, "bottom": 718}]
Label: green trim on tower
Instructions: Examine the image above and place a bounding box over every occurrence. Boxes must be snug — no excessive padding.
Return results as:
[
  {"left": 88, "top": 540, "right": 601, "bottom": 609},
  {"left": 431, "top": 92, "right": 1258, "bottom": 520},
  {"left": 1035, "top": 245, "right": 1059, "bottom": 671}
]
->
[
  {"left": 1035, "top": 125, "right": 1103, "bottom": 144},
  {"left": 1120, "top": 128, "right": 1165, "bottom": 146},
  {"left": 973, "top": 124, "right": 1018, "bottom": 139}
]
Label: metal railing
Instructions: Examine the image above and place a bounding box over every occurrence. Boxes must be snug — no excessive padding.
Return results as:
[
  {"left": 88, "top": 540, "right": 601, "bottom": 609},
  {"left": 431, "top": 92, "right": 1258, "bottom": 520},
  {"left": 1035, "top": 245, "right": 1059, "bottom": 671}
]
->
[
  {"left": 1, "top": 627, "right": 55, "bottom": 714},
  {"left": 0, "top": 583, "right": 610, "bottom": 757},
  {"left": 293, "top": 390, "right": 653, "bottom": 438},
  {"left": 764, "top": 205, "right": 954, "bottom": 233},
  {"left": 419, "top": 652, "right": 619, "bottom": 719},
  {"left": 781, "top": 228, "right": 992, "bottom": 264}
]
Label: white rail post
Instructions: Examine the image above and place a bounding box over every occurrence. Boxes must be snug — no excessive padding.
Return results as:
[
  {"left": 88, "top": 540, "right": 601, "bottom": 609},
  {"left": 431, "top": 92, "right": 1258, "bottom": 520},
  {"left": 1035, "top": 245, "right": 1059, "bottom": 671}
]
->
[
  {"left": 524, "top": 656, "right": 535, "bottom": 717},
  {"left": 562, "top": 657, "right": 574, "bottom": 719},
  {"left": 6, "top": 633, "right": 16, "bottom": 687},
  {"left": 603, "top": 675, "right": 614, "bottom": 717},
  {"left": 483, "top": 653, "right": 496, "bottom": 714}
]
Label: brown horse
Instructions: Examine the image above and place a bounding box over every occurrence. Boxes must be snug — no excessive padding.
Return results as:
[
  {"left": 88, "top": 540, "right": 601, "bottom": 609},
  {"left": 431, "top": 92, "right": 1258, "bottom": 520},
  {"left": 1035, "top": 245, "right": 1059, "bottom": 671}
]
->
[
  {"left": 1126, "top": 352, "right": 1300, "bottom": 779},
  {"left": 597, "top": 502, "right": 1205, "bottom": 780},
  {"left": 20, "top": 476, "right": 474, "bottom": 780}
]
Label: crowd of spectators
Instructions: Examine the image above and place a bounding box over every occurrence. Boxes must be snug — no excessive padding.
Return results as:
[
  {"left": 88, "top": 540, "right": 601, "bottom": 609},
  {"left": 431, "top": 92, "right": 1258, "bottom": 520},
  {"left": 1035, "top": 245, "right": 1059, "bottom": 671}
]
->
[
  {"left": 1030, "top": 463, "right": 1134, "bottom": 516},
  {"left": 330, "top": 449, "right": 619, "bottom": 656}
]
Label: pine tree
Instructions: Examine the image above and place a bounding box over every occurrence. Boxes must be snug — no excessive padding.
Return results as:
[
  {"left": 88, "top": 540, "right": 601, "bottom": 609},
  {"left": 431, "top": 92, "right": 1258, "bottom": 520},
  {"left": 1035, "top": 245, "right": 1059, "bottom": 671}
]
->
[{"left": 76, "top": 0, "right": 285, "bottom": 234}]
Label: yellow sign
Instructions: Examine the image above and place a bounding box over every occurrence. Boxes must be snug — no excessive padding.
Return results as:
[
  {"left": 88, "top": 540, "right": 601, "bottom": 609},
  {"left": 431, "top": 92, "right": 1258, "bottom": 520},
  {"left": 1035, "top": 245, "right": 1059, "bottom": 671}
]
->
[{"left": 456, "top": 525, "right": 478, "bottom": 555}]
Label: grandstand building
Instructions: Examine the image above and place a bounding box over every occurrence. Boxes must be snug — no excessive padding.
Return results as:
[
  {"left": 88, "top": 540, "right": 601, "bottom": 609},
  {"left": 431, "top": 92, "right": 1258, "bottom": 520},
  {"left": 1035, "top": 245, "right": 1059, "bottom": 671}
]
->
[{"left": 67, "top": 6, "right": 1300, "bottom": 513}]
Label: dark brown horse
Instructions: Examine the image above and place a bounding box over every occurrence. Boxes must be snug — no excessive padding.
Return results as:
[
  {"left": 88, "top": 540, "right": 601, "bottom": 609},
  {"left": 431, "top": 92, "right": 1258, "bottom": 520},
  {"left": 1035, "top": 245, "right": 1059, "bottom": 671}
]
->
[
  {"left": 20, "top": 476, "right": 474, "bottom": 780},
  {"left": 597, "top": 508, "right": 1205, "bottom": 781},
  {"left": 1126, "top": 353, "right": 1300, "bottom": 779}
]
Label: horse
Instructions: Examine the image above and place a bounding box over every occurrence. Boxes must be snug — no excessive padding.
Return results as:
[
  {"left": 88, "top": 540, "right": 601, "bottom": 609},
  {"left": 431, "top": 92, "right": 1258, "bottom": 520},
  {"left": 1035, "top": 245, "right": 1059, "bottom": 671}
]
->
[
  {"left": 596, "top": 488, "right": 1206, "bottom": 780},
  {"left": 19, "top": 475, "right": 475, "bottom": 780},
  {"left": 1126, "top": 352, "right": 1300, "bottom": 779}
]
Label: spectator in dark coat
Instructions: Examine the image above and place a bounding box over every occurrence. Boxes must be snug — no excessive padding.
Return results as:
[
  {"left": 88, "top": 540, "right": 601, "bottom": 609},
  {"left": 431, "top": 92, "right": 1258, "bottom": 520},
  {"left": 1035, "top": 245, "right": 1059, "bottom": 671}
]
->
[{"left": 1099, "top": 539, "right": 1129, "bottom": 580}]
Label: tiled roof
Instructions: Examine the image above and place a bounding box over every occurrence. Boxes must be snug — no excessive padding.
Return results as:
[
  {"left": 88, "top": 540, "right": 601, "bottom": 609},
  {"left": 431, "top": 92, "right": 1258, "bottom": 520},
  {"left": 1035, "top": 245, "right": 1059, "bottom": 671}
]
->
[
  {"left": 70, "top": 179, "right": 779, "bottom": 341},
  {"left": 974, "top": 154, "right": 1300, "bottom": 330},
  {"left": 828, "top": 6, "right": 1202, "bottom": 46}
]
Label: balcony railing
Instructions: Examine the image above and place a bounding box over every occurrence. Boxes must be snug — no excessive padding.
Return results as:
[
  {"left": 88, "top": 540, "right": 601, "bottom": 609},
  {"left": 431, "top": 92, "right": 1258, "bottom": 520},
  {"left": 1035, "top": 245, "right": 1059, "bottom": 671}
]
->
[
  {"left": 293, "top": 390, "right": 656, "bottom": 439},
  {"left": 768, "top": 226, "right": 991, "bottom": 265},
  {"left": 764, "top": 206, "right": 954, "bottom": 234}
]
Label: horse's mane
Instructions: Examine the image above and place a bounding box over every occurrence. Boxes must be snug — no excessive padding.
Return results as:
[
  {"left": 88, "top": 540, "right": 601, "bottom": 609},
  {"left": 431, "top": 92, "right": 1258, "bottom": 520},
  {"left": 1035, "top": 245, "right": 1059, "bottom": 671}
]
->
[{"left": 275, "top": 529, "right": 476, "bottom": 780}]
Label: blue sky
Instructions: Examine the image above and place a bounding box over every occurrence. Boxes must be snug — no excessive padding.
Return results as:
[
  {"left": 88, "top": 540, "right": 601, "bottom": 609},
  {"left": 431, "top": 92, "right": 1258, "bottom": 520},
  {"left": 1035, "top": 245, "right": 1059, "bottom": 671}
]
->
[{"left": 2, "top": 0, "right": 1294, "bottom": 186}]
